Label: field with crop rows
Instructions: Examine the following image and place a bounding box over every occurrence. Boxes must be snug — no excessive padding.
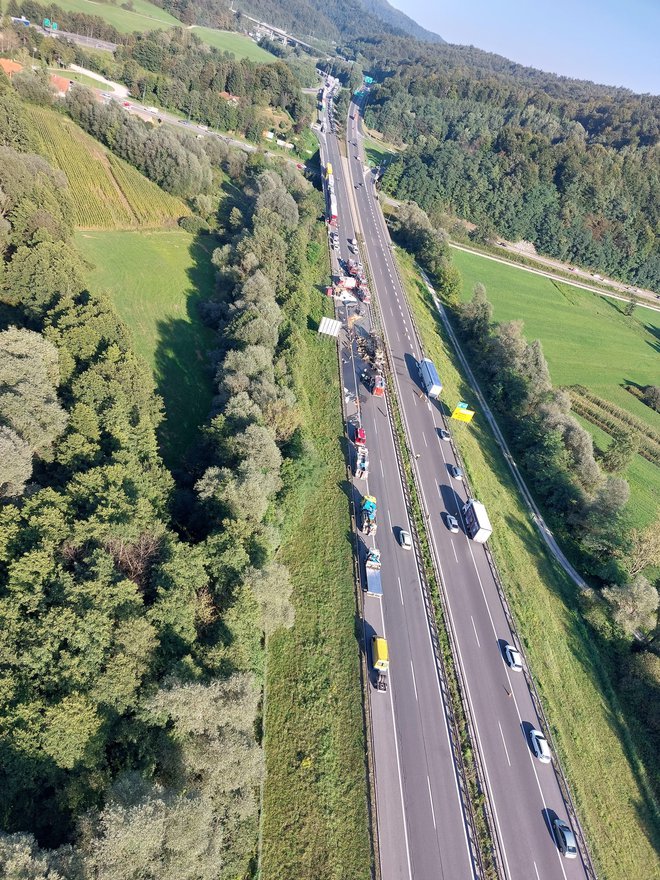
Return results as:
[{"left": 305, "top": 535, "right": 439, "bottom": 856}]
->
[{"left": 28, "top": 106, "right": 188, "bottom": 229}]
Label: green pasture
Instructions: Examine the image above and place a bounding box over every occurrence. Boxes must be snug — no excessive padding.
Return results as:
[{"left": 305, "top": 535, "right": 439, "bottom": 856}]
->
[
  {"left": 75, "top": 229, "right": 215, "bottom": 465},
  {"left": 452, "top": 247, "right": 660, "bottom": 525}
]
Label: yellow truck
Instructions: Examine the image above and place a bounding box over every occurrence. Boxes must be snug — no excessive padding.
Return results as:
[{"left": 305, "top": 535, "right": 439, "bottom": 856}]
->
[{"left": 372, "top": 636, "right": 389, "bottom": 691}]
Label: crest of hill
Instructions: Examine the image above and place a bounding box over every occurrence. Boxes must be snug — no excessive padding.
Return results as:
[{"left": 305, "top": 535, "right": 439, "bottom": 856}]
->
[
  {"left": 234, "top": 0, "right": 444, "bottom": 44},
  {"left": 26, "top": 104, "right": 189, "bottom": 229}
]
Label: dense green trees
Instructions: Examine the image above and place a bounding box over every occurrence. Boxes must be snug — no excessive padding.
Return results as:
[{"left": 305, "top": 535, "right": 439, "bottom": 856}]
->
[
  {"left": 0, "top": 328, "right": 67, "bottom": 495},
  {"left": 0, "top": 83, "right": 309, "bottom": 875},
  {"left": 65, "top": 87, "right": 214, "bottom": 200},
  {"left": 360, "top": 36, "right": 660, "bottom": 289}
]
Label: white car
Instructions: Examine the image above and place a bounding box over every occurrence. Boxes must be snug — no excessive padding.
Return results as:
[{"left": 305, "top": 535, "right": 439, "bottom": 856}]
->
[
  {"left": 503, "top": 642, "right": 523, "bottom": 671},
  {"left": 528, "top": 728, "right": 552, "bottom": 763},
  {"left": 398, "top": 530, "right": 412, "bottom": 550}
]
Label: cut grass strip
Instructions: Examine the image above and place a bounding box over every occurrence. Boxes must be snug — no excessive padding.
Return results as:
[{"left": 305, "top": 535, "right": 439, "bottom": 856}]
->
[
  {"left": 261, "top": 248, "right": 371, "bottom": 880},
  {"left": 394, "top": 246, "right": 660, "bottom": 880}
]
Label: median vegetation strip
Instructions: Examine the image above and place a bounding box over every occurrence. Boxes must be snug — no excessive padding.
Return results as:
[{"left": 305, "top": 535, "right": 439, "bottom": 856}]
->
[
  {"left": 394, "top": 246, "right": 660, "bottom": 880},
  {"left": 261, "top": 241, "right": 371, "bottom": 880}
]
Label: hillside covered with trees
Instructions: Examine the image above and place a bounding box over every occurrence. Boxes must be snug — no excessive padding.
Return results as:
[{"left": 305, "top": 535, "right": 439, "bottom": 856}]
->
[{"left": 355, "top": 35, "right": 659, "bottom": 290}]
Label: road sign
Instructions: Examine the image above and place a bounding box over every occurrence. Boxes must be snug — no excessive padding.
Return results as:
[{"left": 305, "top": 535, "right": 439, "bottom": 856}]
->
[
  {"left": 43, "top": 17, "right": 50, "bottom": 27},
  {"left": 451, "top": 402, "right": 475, "bottom": 423},
  {"left": 52, "top": 21, "right": 58, "bottom": 30}
]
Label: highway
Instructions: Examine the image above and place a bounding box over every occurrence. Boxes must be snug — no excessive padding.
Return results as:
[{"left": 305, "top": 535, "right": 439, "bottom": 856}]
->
[
  {"left": 333, "top": 87, "right": 593, "bottom": 880},
  {"left": 318, "top": 103, "right": 478, "bottom": 880}
]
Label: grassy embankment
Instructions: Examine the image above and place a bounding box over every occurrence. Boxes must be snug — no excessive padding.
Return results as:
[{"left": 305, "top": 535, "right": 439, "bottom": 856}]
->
[
  {"left": 362, "top": 133, "right": 400, "bottom": 169},
  {"left": 395, "top": 247, "right": 660, "bottom": 880},
  {"left": 453, "top": 247, "right": 660, "bottom": 528},
  {"left": 261, "top": 242, "right": 371, "bottom": 880},
  {"left": 188, "top": 26, "right": 276, "bottom": 61},
  {"left": 75, "top": 230, "right": 215, "bottom": 466},
  {"left": 48, "top": 68, "right": 105, "bottom": 89},
  {"left": 23, "top": 0, "right": 182, "bottom": 32},
  {"left": 13, "top": 0, "right": 276, "bottom": 58},
  {"left": 28, "top": 104, "right": 188, "bottom": 229}
]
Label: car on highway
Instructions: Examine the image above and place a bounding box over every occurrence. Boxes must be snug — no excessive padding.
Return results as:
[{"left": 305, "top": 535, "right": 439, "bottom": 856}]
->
[
  {"left": 552, "top": 817, "right": 578, "bottom": 859},
  {"left": 439, "top": 429, "right": 451, "bottom": 441},
  {"left": 528, "top": 728, "right": 552, "bottom": 763},
  {"left": 122, "top": 101, "right": 131, "bottom": 107},
  {"left": 445, "top": 513, "right": 459, "bottom": 533},
  {"left": 503, "top": 642, "right": 523, "bottom": 671},
  {"left": 398, "top": 530, "right": 412, "bottom": 550},
  {"left": 448, "top": 464, "right": 463, "bottom": 479}
]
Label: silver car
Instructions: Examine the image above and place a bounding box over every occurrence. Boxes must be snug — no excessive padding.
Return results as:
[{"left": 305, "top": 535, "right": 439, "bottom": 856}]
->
[
  {"left": 529, "top": 728, "right": 551, "bottom": 763},
  {"left": 552, "top": 817, "right": 578, "bottom": 859},
  {"left": 398, "top": 530, "right": 412, "bottom": 550},
  {"left": 445, "top": 513, "right": 459, "bottom": 533}
]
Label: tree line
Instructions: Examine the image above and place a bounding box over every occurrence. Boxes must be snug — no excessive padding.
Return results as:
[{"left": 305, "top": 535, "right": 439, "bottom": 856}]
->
[
  {"left": 354, "top": 34, "right": 659, "bottom": 290},
  {"left": 0, "top": 74, "right": 316, "bottom": 877}
]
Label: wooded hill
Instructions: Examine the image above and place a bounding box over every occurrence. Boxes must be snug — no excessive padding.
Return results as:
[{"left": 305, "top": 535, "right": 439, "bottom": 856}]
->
[{"left": 354, "top": 34, "right": 659, "bottom": 290}]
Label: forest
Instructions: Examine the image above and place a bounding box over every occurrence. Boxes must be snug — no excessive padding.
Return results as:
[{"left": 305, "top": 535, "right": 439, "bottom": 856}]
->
[
  {"left": 0, "top": 71, "right": 322, "bottom": 876},
  {"left": 357, "top": 34, "right": 660, "bottom": 289}
]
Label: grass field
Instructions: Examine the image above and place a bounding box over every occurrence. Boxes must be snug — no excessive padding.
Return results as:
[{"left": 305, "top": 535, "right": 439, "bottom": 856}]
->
[
  {"left": 363, "top": 133, "right": 399, "bottom": 169},
  {"left": 28, "top": 105, "right": 187, "bottom": 229},
  {"left": 189, "top": 27, "right": 276, "bottom": 61},
  {"left": 395, "top": 247, "right": 660, "bottom": 880},
  {"left": 75, "top": 229, "right": 215, "bottom": 465},
  {"left": 452, "top": 247, "right": 660, "bottom": 526},
  {"left": 30, "top": 0, "right": 182, "bottom": 32},
  {"left": 261, "top": 246, "right": 371, "bottom": 880},
  {"left": 48, "top": 68, "right": 104, "bottom": 89}
]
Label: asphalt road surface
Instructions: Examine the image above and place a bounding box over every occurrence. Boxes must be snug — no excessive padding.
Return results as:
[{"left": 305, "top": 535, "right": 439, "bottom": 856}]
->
[
  {"left": 336, "top": 90, "right": 592, "bottom": 880},
  {"left": 319, "top": 107, "right": 478, "bottom": 880}
]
